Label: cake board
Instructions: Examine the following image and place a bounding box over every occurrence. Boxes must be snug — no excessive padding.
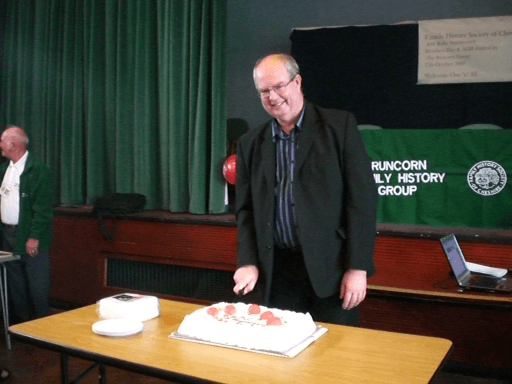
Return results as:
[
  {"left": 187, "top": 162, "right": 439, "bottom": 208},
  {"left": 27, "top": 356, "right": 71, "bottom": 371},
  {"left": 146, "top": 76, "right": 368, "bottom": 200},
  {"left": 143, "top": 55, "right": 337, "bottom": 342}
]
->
[{"left": 170, "top": 325, "right": 328, "bottom": 358}]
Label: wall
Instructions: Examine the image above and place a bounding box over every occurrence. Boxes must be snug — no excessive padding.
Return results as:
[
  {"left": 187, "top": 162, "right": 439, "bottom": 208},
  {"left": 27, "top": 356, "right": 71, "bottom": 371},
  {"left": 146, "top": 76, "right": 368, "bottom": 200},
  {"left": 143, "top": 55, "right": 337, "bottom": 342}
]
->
[{"left": 227, "top": 0, "right": 512, "bottom": 129}]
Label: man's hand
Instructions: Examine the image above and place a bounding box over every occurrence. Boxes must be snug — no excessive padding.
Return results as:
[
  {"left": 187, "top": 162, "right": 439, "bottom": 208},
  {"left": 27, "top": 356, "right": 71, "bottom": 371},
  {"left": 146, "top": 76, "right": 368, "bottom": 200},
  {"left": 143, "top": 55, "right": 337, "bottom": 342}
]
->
[
  {"left": 233, "top": 265, "right": 259, "bottom": 295},
  {"left": 340, "top": 269, "right": 367, "bottom": 310},
  {"left": 26, "top": 238, "right": 40, "bottom": 258}
]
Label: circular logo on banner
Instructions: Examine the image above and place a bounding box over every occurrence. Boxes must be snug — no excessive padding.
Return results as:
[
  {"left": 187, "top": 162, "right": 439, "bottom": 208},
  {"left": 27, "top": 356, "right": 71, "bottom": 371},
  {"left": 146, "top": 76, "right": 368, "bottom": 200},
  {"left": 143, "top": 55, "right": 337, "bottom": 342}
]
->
[{"left": 467, "top": 161, "right": 507, "bottom": 196}]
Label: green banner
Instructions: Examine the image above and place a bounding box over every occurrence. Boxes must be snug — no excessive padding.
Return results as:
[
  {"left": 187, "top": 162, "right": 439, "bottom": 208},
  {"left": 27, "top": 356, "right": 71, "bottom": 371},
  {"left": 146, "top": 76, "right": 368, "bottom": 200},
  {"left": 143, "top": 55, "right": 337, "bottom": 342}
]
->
[{"left": 360, "top": 130, "right": 512, "bottom": 228}]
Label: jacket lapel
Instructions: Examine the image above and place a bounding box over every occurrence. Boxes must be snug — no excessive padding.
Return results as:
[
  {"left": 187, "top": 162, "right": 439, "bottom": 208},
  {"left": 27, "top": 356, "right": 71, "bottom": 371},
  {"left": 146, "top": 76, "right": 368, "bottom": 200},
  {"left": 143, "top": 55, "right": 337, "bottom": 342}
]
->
[
  {"left": 295, "top": 102, "right": 320, "bottom": 176},
  {"left": 261, "top": 122, "right": 276, "bottom": 189}
]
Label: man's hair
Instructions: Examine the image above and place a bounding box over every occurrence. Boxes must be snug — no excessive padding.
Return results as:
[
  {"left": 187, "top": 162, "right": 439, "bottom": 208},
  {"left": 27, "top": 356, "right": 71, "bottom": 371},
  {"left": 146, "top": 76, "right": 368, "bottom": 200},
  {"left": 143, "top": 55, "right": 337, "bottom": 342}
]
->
[
  {"left": 253, "top": 53, "right": 301, "bottom": 88},
  {"left": 4, "top": 125, "right": 29, "bottom": 145}
]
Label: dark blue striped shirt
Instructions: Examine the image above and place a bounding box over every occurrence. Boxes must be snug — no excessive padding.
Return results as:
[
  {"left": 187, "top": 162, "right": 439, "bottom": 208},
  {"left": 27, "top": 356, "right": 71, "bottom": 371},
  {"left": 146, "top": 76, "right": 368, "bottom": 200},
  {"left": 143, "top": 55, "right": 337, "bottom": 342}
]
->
[{"left": 272, "top": 108, "right": 305, "bottom": 249}]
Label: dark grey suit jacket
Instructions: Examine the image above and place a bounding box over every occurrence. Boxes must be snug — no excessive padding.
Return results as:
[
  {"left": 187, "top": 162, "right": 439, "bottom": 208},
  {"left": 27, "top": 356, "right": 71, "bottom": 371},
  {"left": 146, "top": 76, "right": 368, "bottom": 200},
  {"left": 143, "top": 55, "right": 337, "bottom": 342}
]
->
[{"left": 236, "top": 102, "right": 377, "bottom": 303}]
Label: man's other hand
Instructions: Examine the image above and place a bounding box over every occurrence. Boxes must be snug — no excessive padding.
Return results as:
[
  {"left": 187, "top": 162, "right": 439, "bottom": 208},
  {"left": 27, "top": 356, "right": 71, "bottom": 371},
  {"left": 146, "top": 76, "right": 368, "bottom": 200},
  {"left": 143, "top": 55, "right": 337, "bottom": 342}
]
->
[{"left": 340, "top": 269, "right": 367, "bottom": 309}]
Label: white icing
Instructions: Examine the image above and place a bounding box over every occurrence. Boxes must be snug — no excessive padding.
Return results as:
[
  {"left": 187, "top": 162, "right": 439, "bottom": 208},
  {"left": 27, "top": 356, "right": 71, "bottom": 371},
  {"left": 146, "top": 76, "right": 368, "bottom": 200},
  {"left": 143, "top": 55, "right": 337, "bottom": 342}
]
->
[
  {"left": 97, "top": 293, "right": 160, "bottom": 322},
  {"left": 177, "top": 302, "right": 317, "bottom": 353}
]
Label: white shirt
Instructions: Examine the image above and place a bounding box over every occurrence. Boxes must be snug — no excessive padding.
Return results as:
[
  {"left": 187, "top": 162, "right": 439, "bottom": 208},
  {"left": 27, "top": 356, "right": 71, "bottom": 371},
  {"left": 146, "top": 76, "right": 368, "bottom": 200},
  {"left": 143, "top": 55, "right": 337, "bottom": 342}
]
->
[{"left": 1, "top": 151, "right": 28, "bottom": 225}]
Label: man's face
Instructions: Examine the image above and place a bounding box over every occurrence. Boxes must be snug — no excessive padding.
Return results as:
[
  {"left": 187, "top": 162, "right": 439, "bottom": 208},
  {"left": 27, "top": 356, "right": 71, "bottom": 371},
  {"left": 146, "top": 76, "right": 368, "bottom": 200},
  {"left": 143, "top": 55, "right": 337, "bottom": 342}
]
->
[
  {"left": 0, "top": 132, "right": 14, "bottom": 159},
  {"left": 255, "top": 60, "right": 304, "bottom": 125}
]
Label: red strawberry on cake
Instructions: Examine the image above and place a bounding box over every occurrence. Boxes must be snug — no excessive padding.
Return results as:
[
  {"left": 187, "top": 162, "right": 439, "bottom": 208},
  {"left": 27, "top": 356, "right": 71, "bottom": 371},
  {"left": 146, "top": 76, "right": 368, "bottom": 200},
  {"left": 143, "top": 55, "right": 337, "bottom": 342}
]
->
[
  {"left": 225, "top": 305, "right": 236, "bottom": 315},
  {"left": 260, "top": 311, "right": 273, "bottom": 320},
  {"left": 267, "top": 316, "right": 282, "bottom": 326},
  {"left": 248, "top": 304, "right": 261, "bottom": 314}
]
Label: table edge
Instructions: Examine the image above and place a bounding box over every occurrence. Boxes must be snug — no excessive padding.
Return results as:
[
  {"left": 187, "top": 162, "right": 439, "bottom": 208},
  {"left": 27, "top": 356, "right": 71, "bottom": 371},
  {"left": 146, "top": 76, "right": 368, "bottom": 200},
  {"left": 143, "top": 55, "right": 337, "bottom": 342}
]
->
[{"left": 8, "top": 330, "right": 220, "bottom": 384}]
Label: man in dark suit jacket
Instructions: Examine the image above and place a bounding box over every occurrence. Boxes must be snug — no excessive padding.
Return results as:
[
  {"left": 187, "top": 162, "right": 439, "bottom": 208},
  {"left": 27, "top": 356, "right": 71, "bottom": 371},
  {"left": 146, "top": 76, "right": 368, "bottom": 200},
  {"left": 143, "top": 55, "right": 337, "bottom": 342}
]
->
[{"left": 233, "top": 53, "right": 377, "bottom": 325}]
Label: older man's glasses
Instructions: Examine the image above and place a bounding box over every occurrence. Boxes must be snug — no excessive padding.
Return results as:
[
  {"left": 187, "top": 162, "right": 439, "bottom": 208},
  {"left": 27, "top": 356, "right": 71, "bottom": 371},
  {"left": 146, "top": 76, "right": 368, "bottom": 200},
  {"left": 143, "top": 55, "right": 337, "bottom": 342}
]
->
[{"left": 257, "top": 76, "right": 296, "bottom": 98}]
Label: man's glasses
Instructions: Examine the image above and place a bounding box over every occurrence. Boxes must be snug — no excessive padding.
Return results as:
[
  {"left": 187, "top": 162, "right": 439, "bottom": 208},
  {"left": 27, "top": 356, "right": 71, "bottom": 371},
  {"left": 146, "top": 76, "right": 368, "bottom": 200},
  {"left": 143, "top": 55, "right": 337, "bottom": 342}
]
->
[{"left": 257, "top": 76, "right": 296, "bottom": 98}]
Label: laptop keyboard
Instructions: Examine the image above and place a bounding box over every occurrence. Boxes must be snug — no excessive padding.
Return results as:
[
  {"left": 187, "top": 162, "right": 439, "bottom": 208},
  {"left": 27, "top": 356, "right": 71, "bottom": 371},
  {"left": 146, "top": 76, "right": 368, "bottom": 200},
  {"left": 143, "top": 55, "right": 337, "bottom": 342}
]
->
[{"left": 469, "top": 275, "right": 498, "bottom": 288}]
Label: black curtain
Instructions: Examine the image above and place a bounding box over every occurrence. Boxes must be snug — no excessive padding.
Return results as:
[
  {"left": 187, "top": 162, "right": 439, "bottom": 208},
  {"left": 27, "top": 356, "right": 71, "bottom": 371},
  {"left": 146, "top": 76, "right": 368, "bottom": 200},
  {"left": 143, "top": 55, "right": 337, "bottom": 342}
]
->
[{"left": 290, "top": 24, "right": 512, "bottom": 129}]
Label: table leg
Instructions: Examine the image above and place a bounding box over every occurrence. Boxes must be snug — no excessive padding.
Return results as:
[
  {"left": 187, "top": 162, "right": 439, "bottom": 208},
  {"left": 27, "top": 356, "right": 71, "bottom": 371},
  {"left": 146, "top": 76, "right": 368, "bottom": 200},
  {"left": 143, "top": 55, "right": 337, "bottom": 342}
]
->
[
  {"left": 59, "top": 355, "right": 105, "bottom": 384},
  {"left": 60, "top": 353, "right": 69, "bottom": 384},
  {"left": 99, "top": 364, "right": 106, "bottom": 384},
  {"left": 0, "top": 264, "right": 11, "bottom": 349}
]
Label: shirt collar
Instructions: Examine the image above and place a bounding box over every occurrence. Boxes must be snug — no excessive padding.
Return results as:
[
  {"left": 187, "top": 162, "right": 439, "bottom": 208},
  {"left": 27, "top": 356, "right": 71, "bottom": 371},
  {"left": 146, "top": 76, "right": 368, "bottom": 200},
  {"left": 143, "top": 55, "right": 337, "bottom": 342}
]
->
[
  {"left": 10, "top": 151, "right": 29, "bottom": 169},
  {"left": 272, "top": 107, "right": 306, "bottom": 141}
]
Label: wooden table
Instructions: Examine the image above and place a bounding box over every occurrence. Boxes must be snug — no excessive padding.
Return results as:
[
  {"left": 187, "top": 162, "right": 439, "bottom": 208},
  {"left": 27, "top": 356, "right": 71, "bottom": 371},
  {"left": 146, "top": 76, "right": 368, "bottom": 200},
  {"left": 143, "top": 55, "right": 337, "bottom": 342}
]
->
[{"left": 9, "top": 299, "right": 452, "bottom": 384}]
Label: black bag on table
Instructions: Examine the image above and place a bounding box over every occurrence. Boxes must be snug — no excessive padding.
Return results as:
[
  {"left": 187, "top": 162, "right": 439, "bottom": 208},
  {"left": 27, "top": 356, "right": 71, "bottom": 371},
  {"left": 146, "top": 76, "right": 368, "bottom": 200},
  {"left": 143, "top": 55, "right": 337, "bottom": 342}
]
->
[{"left": 92, "top": 193, "right": 147, "bottom": 242}]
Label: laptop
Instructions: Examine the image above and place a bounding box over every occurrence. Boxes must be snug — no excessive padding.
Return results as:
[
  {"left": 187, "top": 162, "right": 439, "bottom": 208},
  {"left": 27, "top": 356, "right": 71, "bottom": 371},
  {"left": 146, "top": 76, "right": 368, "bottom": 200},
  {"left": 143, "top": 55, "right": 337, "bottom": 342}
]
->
[{"left": 440, "top": 234, "right": 512, "bottom": 293}]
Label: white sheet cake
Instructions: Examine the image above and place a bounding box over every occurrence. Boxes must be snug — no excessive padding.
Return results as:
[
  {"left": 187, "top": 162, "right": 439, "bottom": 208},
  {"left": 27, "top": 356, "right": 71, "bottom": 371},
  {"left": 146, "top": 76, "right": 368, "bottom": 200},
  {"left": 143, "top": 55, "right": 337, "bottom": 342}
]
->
[{"left": 175, "top": 302, "right": 317, "bottom": 354}]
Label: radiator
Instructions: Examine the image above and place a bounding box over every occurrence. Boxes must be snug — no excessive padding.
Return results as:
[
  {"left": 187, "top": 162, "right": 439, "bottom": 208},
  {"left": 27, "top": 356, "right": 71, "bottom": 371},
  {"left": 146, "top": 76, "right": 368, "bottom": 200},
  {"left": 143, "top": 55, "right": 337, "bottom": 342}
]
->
[{"left": 106, "top": 258, "right": 236, "bottom": 302}]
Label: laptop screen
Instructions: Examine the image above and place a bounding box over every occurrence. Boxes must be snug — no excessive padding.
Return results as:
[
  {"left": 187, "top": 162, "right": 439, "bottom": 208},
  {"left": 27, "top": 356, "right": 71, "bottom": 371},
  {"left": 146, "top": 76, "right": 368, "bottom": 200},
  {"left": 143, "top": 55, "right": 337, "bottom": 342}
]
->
[{"left": 440, "top": 235, "right": 468, "bottom": 279}]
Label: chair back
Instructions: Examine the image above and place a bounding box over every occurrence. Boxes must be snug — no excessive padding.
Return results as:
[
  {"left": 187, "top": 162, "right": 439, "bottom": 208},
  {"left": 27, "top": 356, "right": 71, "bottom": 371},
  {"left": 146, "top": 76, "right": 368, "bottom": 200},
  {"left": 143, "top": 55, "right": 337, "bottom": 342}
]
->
[
  {"left": 227, "top": 118, "right": 249, "bottom": 155},
  {"left": 358, "top": 124, "right": 382, "bottom": 130},
  {"left": 459, "top": 124, "right": 502, "bottom": 130}
]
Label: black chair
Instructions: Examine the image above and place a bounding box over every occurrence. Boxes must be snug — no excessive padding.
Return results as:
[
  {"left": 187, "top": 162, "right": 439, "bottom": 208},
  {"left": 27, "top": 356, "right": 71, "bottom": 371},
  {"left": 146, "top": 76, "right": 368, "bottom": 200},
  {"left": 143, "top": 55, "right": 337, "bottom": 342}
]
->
[{"left": 226, "top": 118, "right": 249, "bottom": 156}]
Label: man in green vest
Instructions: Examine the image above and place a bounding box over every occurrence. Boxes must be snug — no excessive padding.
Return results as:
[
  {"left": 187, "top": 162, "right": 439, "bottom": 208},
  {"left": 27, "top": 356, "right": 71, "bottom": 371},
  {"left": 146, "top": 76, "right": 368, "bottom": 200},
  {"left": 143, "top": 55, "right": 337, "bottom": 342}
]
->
[{"left": 0, "top": 126, "right": 53, "bottom": 323}]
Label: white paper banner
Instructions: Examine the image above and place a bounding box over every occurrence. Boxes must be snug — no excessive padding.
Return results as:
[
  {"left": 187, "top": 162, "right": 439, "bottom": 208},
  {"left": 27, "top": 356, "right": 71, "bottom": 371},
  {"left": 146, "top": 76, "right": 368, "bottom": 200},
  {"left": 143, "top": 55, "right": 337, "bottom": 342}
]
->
[{"left": 418, "top": 16, "right": 512, "bottom": 84}]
